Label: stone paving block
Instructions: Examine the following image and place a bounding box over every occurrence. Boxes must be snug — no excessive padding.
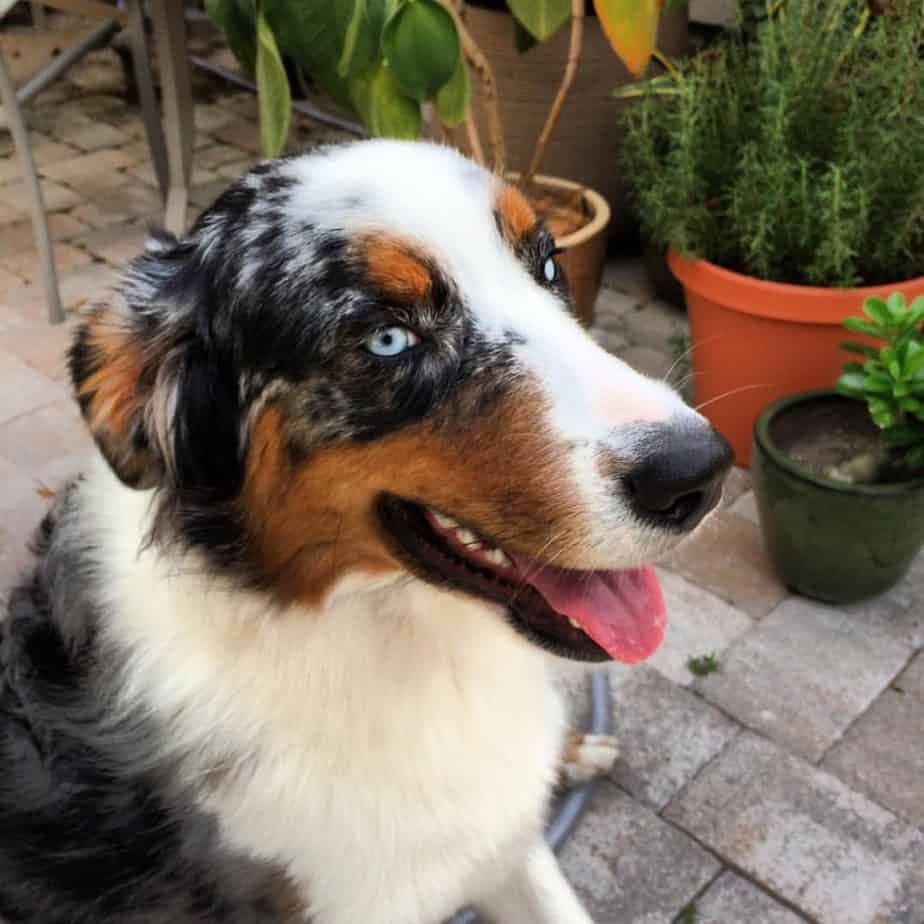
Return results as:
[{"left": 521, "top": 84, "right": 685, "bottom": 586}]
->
[
  {"left": 560, "top": 781, "right": 720, "bottom": 923},
  {"left": 211, "top": 120, "right": 262, "bottom": 154},
  {"left": 0, "top": 202, "right": 21, "bottom": 227},
  {"left": 591, "top": 327, "right": 629, "bottom": 356},
  {"left": 39, "top": 148, "right": 136, "bottom": 187},
  {"left": 602, "top": 256, "right": 655, "bottom": 299},
  {"left": 0, "top": 455, "right": 37, "bottom": 514},
  {"left": 217, "top": 158, "right": 257, "bottom": 181},
  {"left": 88, "top": 183, "right": 163, "bottom": 222},
  {"left": 194, "top": 143, "right": 249, "bottom": 170},
  {"left": 719, "top": 466, "right": 751, "bottom": 508},
  {"left": 0, "top": 318, "right": 75, "bottom": 380},
  {"left": 618, "top": 345, "right": 674, "bottom": 380},
  {"left": 0, "top": 178, "right": 82, "bottom": 214},
  {"left": 823, "top": 652, "right": 924, "bottom": 827},
  {"left": 194, "top": 103, "right": 239, "bottom": 134},
  {"left": 728, "top": 489, "right": 759, "bottom": 524},
  {"left": 0, "top": 350, "right": 68, "bottom": 424},
  {"left": 664, "top": 510, "right": 787, "bottom": 619},
  {"left": 0, "top": 267, "right": 23, "bottom": 293},
  {"left": 65, "top": 118, "right": 130, "bottom": 152},
  {"left": 593, "top": 287, "right": 640, "bottom": 330},
  {"left": 696, "top": 597, "right": 911, "bottom": 762},
  {"left": 0, "top": 242, "right": 91, "bottom": 285},
  {"left": 692, "top": 871, "right": 807, "bottom": 924},
  {"left": 665, "top": 733, "right": 924, "bottom": 924},
  {"left": 76, "top": 222, "right": 149, "bottom": 267},
  {"left": 622, "top": 299, "right": 688, "bottom": 351},
  {"left": 190, "top": 178, "right": 234, "bottom": 209},
  {"left": 0, "top": 400, "right": 90, "bottom": 476},
  {"left": 608, "top": 666, "right": 739, "bottom": 810},
  {"left": 56, "top": 262, "right": 122, "bottom": 311},
  {"left": 552, "top": 664, "right": 594, "bottom": 729},
  {"left": 0, "top": 212, "right": 88, "bottom": 254},
  {"left": 647, "top": 569, "right": 753, "bottom": 686}
]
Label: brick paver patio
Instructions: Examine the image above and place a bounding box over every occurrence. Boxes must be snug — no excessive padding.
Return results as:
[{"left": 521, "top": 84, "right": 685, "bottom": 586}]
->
[{"left": 1, "top": 16, "right": 922, "bottom": 924}]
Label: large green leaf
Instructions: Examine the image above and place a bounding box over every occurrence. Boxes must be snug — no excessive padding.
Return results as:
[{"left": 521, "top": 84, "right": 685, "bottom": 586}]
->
[
  {"left": 507, "top": 0, "right": 569, "bottom": 42},
  {"left": 352, "top": 62, "right": 422, "bottom": 138},
  {"left": 435, "top": 54, "right": 470, "bottom": 127},
  {"left": 206, "top": 0, "right": 257, "bottom": 75},
  {"left": 263, "top": 0, "right": 389, "bottom": 109},
  {"left": 255, "top": 9, "right": 291, "bottom": 157},
  {"left": 593, "top": 0, "right": 661, "bottom": 76},
  {"left": 382, "top": 0, "right": 459, "bottom": 102}
]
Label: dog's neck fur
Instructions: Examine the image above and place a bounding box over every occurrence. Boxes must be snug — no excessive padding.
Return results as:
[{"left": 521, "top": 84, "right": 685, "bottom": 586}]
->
[{"left": 78, "top": 455, "right": 566, "bottom": 922}]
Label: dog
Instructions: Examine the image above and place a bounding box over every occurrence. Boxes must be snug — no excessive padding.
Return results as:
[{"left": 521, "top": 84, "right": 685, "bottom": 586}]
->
[{"left": 0, "top": 140, "right": 731, "bottom": 924}]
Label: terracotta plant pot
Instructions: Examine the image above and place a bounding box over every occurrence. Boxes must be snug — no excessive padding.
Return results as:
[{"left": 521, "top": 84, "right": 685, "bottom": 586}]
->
[
  {"left": 752, "top": 390, "right": 924, "bottom": 603},
  {"left": 668, "top": 250, "right": 924, "bottom": 465},
  {"left": 461, "top": 3, "right": 688, "bottom": 238},
  {"left": 508, "top": 172, "right": 610, "bottom": 326}
]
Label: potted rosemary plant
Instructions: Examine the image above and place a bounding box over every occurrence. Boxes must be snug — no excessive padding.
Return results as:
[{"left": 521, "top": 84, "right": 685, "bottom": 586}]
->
[
  {"left": 752, "top": 293, "right": 924, "bottom": 604},
  {"left": 620, "top": 0, "right": 924, "bottom": 462},
  {"left": 206, "top": 0, "right": 669, "bottom": 325}
]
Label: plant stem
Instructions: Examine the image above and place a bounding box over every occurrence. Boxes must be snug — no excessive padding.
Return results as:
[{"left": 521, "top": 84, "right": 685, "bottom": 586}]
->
[
  {"left": 441, "top": 0, "right": 506, "bottom": 174},
  {"left": 521, "top": 0, "right": 585, "bottom": 187},
  {"left": 464, "top": 111, "right": 486, "bottom": 165}
]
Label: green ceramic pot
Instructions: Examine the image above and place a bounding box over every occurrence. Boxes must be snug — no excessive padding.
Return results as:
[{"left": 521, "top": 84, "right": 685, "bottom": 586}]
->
[{"left": 752, "top": 389, "right": 924, "bottom": 604}]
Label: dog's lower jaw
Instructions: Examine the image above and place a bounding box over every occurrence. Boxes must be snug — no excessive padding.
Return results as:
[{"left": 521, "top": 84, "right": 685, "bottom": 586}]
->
[{"left": 84, "top": 459, "right": 584, "bottom": 924}]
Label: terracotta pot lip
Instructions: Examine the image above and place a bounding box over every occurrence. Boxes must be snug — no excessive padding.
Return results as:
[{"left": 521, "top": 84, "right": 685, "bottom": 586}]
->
[
  {"left": 668, "top": 248, "right": 924, "bottom": 324},
  {"left": 754, "top": 388, "right": 924, "bottom": 495},
  {"left": 506, "top": 172, "right": 611, "bottom": 249}
]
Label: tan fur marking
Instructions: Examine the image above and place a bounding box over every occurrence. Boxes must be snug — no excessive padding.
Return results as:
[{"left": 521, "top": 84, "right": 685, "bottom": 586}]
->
[
  {"left": 79, "top": 317, "right": 144, "bottom": 438},
  {"left": 361, "top": 236, "right": 433, "bottom": 304},
  {"left": 242, "top": 386, "right": 583, "bottom": 609},
  {"left": 496, "top": 184, "right": 537, "bottom": 244}
]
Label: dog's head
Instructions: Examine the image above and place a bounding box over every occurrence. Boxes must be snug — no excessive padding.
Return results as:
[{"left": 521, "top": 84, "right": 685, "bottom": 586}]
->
[{"left": 69, "top": 141, "right": 731, "bottom": 663}]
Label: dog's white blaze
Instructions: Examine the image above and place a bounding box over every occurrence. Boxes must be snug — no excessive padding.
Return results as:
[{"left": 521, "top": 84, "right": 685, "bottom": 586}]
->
[{"left": 286, "top": 140, "right": 703, "bottom": 565}]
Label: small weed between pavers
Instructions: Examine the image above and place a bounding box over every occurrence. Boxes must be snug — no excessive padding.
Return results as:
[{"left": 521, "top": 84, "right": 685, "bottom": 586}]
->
[
  {"left": 687, "top": 653, "right": 720, "bottom": 676},
  {"left": 678, "top": 904, "right": 698, "bottom": 924}
]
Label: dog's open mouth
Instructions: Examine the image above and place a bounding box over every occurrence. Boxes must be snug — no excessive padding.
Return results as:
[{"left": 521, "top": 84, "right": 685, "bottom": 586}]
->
[{"left": 377, "top": 496, "right": 666, "bottom": 663}]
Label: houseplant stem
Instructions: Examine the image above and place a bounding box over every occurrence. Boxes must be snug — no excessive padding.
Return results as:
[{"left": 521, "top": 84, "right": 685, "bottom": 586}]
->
[{"left": 520, "top": 0, "right": 585, "bottom": 188}]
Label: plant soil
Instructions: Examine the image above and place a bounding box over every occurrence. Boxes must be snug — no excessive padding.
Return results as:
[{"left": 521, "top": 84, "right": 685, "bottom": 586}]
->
[
  {"left": 523, "top": 183, "right": 589, "bottom": 240},
  {"left": 769, "top": 395, "right": 884, "bottom": 483}
]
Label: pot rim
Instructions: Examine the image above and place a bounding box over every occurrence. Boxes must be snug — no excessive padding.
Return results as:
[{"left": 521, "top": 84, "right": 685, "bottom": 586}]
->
[
  {"left": 667, "top": 248, "right": 924, "bottom": 324},
  {"left": 506, "top": 171, "right": 611, "bottom": 249},
  {"left": 754, "top": 388, "right": 924, "bottom": 495}
]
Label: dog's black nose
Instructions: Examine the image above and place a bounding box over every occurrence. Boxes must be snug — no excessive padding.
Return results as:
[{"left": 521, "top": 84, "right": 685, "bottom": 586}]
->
[{"left": 624, "top": 423, "right": 733, "bottom": 530}]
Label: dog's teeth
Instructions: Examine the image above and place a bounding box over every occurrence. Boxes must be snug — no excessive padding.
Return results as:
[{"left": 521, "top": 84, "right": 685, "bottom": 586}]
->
[
  {"left": 568, "top": 617, "right": 581, "bottom": 630},
  {"left": 487, "top": 548, "right": 511, "bottom": 567},
  {"left": 432, "top": 512, "right": 457, "bottom": 530},
  {"left": 457, "top": 529, "right": 477, "bottom": 545}
]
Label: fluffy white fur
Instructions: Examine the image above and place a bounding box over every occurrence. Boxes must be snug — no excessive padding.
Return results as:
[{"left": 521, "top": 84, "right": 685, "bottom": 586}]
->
[{"left": 86, "top": 456, "right": 583, "bottom": 923}]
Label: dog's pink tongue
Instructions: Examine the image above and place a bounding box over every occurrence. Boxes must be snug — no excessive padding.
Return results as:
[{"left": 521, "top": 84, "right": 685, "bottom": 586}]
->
[{"left": 519, "top": 564, "right": 666, "bottom": 664}]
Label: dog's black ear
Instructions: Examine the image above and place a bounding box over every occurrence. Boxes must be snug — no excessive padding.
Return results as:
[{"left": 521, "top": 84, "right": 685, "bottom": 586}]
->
[{"left": 69, "top": 232, "right": 241, "bottom": 493}]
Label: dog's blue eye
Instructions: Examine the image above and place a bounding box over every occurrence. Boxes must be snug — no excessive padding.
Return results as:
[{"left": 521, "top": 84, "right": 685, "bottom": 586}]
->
[
  {"left": 365, "top": 326, "right": 419, "bottom": 357},
  {"left": 543, "top": 257, "right": 557, "bottom": 283}
]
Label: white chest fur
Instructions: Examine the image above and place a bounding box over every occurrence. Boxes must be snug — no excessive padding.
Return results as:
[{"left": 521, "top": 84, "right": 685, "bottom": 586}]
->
[{"left": 85, "top": 462, "right": 566, "bottom": 924}]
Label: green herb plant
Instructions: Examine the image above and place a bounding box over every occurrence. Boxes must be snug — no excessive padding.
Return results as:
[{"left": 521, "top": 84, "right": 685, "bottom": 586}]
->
[
  {"left": 836, "top": 293, "right": 924, "bottom": 481},
  {"left": 619, "top": 0, "right": 924, "bottom": 288},
  {"left": 686, "top": 653, "right": 719, "bottom": 676}
]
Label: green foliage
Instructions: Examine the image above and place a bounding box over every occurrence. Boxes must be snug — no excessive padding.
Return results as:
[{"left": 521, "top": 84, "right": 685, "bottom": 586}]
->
[
  {"left": 255, "top": 7, "right": 290, "bottom": 157},
  {"left": 677, "top": 905, "right": 698, "bottom": 924},
  {"left": 508, "top": 0, "right": 570, "bottom": 41},
  {"left": 687, "top": 653, "right": 719, "bottom": 676},
  {"left": 837, "top": 293, "right": 924, "bottom": 471},
  {"left": 620, "top": 0, "right": 924, "bottom": 287}
]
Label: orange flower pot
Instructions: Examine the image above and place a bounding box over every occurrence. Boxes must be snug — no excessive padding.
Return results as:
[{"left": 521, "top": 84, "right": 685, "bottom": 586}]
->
[{"left": 668, "top": 250, "right": 924, "bottom": 466}]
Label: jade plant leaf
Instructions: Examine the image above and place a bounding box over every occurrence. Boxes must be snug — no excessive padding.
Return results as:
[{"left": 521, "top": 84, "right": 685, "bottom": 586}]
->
[
  {"left": 382, "top": 0, "right": 459, "bottom": 102},
  {"left": 255, "top": 8, "right": 291, "bottom": 157},
  {"left": 507, "top": 0, "right": 570, "bottom": 42}
]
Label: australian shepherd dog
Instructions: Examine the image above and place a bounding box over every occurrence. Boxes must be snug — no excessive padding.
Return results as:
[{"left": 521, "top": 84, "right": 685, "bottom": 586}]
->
[{"left": 0, "top": 140, "right": 731, "bottom": 923}]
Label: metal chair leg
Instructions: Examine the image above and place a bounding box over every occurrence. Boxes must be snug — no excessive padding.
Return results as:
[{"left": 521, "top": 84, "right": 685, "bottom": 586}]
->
[
  {"left": 0, "top": 50, "right": 64, "bottom": 325},
  {"left": 124, "top": 0, "right": 169, "bottom": 199},
  {"left": 148, "top": 0, "right": 194, "bottom": 235}
]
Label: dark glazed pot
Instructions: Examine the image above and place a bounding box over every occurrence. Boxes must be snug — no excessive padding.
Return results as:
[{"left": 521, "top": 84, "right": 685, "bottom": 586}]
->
[{"left": 752, "top": 389, "right": 924, "bottom": 604}]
